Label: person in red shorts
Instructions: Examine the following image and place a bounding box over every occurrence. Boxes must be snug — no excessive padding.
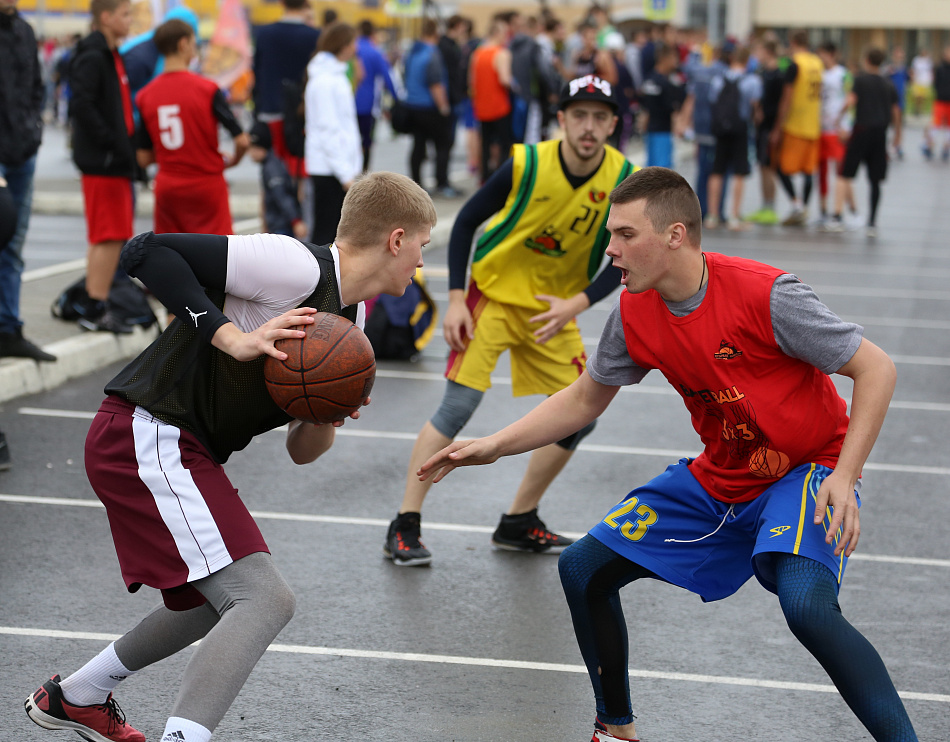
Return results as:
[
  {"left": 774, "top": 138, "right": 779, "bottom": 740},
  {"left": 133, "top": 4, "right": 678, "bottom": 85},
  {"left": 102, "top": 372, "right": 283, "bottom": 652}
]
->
[
  {"left": 135, "top": 18, "right": 249, "bottom": 236},
  {"left": 816, "top": 41, "right": 855, "bottom": 229},
  {"left": 68, "top": 0, "right": 136, "bottom": 333},
  {"left": 923, "top": 46, "right": 950, "bottom": 162}
]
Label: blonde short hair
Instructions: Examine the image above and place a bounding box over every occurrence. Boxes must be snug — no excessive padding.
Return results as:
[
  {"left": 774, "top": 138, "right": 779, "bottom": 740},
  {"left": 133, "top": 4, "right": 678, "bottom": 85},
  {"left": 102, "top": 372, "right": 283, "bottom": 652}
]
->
[{"left": 337, "top": 172, "right": 437, "bottom": 248}]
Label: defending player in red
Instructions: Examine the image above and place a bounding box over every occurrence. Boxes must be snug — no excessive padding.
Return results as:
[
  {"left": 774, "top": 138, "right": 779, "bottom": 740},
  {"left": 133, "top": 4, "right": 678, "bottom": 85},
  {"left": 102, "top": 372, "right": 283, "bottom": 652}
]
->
[
  {"left": 23, "top": 173, "right": 436, "bottom": 742},
  {"left": 135, "top": 18, "right": 249, "bottom": 235},
  {"left": 419, "top": 168, "right": 918, "bottom": 741}
]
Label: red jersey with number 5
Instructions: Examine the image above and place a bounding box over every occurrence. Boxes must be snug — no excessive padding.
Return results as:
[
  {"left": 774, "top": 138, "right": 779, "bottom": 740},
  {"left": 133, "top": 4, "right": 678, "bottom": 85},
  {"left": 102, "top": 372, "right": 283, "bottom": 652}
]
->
[{"left": 136, "top": 70, "right": 226, "bottom": 178}]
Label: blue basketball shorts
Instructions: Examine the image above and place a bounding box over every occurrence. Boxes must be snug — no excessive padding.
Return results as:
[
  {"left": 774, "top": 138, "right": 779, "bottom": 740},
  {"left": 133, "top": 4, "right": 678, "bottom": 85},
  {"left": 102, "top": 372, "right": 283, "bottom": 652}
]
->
[{"left": 588, "top": 458, "right": 859, "bottom": 602}]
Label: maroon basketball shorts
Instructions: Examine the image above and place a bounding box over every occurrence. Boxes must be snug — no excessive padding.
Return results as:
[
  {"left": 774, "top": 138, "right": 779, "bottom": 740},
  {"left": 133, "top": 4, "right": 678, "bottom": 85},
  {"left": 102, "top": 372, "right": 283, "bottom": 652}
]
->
[{"left": 85, "top": 396, "right": 269, "bottom": 610}]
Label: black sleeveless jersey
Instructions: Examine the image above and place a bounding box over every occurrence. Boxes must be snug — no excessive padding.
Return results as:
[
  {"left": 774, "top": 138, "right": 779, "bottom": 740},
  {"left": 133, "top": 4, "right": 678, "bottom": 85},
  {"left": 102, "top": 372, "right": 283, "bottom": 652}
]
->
[{"left": 104, "top": 244, "right": 358, "bottom": 463}]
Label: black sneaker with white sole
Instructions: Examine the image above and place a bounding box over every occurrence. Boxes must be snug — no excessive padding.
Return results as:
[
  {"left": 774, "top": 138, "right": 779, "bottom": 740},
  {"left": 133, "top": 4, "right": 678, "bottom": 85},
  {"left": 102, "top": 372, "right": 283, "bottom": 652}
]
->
[
  {"left": 383, "top": 512, "right": 432, "bottom": 566},
  {"left": 491, "top": 508, "right": 574, "bottom": 553}
]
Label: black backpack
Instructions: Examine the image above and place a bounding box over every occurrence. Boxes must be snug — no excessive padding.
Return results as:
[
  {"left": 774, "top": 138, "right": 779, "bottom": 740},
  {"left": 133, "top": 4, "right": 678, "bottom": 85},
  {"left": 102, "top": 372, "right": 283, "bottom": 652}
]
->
[
  {"left": 364, "top": 273, "right": 437, "bottom": 361},
  {"left": 51, "top": 272, "right": 157, "bottom": 329},
  {"left": 711, "top": 76, "right": 743, "bottom": 136}
]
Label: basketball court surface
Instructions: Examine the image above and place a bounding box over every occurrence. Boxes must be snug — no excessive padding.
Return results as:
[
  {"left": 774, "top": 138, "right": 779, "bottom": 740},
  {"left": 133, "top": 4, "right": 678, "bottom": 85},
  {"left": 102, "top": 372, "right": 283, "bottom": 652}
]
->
[{"left": 2, "top": 142, "right": 949, "bottom": 740}]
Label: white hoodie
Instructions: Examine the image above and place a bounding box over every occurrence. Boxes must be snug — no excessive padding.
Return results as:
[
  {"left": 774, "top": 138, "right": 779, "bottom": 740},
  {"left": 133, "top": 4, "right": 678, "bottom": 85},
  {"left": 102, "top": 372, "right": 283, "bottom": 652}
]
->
[{"left": 304, "top": 51, "right": 363, "bottom": 183}]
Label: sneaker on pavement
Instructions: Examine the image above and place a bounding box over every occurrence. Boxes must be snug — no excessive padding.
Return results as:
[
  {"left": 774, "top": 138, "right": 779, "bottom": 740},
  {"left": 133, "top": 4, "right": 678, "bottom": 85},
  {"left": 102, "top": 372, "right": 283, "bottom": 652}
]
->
[
  {"left": 383, "top": 512, "right": 432, "bottom": 566},
  {"left": 726, "top": 216, "right": 749, "bottom": 231},
  {"left": 866, "top": 225, "right": 878, "bottom": 238},
  {"left": 744, "top": 207, "right": 778, "bottom": 225},
  {"left": 0, "top": 328, "right": 57, "bottom": 362},
  {"left": 821, "top": 216, "right": 845, "bottom": 232},
  {"left": 0, "top": 431, "right": 11, "bottom": 471},
  {"left": 702, "top": 214, "right": 719, "bottom": 229},
  {"left": 591, "top": 718, "right": 639, "bottom": 741},
  {"left": 78, "top": 310, "right": 133, "bottom": 335},
  {"left": 922, "top": 145, "right": 933, "bottom": 161},
  {"left": 781, "top": 208, "right": 806, "bottom": 226},
  {"left": 491, "top": 508, "right": 573, "bottom": 553},
  {"left": 25, "top": 674, "right": 145, "bottom": 742}
]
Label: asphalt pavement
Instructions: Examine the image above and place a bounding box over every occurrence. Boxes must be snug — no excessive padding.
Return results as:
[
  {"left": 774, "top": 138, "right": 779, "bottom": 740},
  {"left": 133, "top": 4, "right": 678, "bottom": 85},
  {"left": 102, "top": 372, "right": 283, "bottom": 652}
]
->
[{"left": 1, "top": 121, "right": 949, "bottom": 741}]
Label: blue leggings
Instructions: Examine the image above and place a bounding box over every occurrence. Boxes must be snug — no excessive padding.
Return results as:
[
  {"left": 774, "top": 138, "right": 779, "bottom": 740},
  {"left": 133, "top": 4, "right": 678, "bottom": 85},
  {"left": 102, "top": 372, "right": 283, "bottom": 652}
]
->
[{"left": 558, "top": 535, "right": 917, "bottom": 739}]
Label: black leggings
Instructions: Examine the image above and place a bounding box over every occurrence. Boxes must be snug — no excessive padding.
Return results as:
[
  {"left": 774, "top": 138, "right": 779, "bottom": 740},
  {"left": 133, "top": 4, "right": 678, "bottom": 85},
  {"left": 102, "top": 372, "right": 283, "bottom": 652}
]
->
[{"left": 558, "top": 536, "right": 917, "bottom": 739}]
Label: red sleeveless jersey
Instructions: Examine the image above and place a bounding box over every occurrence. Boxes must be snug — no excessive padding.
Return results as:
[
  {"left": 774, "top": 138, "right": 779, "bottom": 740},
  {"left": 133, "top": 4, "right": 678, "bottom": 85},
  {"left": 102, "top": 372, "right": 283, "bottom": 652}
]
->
[
  {"left": 619, "top": 252, "right": 849, "bottom": 502},
  {"left": 136, "top": 70, "right": 226, "bottom": 178}
]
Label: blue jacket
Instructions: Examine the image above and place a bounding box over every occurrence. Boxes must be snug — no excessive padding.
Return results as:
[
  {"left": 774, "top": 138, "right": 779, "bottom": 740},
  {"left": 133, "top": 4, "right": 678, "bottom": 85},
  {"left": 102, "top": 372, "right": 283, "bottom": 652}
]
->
[
  {"left": 120, "top": 7, "right": 199, "bottom": 117},
  {"left": 355, "top": 36, "right": 398, "bottom": 116},
  {"left": 404, "top": 40, "right": 446, "bottom": 110}
]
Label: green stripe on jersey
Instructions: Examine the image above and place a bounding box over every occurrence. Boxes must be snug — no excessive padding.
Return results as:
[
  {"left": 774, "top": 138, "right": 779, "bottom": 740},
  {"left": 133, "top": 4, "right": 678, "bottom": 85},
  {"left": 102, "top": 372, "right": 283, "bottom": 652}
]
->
[{"left": 474, "top": 145, "right": 539, "bottom": 262}]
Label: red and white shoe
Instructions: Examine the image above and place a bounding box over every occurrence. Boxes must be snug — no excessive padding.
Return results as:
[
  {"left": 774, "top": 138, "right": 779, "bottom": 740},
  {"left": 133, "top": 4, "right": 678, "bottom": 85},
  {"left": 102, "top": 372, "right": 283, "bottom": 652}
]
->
[
  {"left": 25, "top": 674, "right": 145, "bottom": 742},
  {"left": 592, "top": 717, "right": 640, "bottom": 741}
]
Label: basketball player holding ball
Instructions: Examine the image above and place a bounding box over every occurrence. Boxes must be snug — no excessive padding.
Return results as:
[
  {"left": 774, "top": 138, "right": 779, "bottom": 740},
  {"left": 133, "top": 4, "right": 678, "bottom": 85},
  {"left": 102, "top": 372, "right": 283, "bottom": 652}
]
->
[
  {"left": 419, "top": 168, "right": 918, "bottom": 741},
  {"left": 23, "top": 172, "right": 436, "bottom": 742}
]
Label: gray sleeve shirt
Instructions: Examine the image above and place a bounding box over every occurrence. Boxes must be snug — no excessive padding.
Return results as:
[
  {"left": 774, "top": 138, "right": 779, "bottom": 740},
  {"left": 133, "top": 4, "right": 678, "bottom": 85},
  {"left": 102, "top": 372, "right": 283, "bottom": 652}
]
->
[{"left": 585, "top": 273, "right": 864, "bottom": 385}]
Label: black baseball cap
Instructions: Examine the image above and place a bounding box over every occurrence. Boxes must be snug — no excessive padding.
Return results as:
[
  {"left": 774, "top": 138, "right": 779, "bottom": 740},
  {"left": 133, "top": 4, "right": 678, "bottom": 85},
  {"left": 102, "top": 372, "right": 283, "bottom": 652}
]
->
[{"left": 558, "top": 75, "right": 618, "bottom": 113}]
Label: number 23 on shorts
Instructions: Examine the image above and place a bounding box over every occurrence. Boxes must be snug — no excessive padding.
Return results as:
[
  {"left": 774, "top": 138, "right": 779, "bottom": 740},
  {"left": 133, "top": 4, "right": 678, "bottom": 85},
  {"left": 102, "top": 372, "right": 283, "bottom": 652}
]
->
[{"left": 602, "top": 496, "right": 658, "bottom": 542}]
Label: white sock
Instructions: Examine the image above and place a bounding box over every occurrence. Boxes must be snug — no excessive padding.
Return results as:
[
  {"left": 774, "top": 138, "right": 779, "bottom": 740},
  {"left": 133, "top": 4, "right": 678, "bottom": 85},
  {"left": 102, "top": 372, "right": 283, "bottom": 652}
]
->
[
  {"left": 161, "top": 717, "right": 212, "bottom": 742},
  {"left": 60, "top": 642, "right": 136, "bottom": 706}
]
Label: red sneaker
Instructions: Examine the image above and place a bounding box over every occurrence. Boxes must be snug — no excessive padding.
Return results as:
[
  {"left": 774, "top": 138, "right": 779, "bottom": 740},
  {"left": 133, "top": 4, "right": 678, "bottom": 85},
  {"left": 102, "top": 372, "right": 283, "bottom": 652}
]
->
[
  {"left": 25, "top": 674, "right": 145, "bottom": 742},
  {"left": 592, "top": 717, "right": 640, "bottom": 741}
]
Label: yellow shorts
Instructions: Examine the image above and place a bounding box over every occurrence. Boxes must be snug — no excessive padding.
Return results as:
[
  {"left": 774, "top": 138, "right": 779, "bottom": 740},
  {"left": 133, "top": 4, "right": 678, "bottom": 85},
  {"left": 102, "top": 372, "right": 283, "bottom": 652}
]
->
[{"left": 445, "top": 281, "right": 587, "bottom": 397}]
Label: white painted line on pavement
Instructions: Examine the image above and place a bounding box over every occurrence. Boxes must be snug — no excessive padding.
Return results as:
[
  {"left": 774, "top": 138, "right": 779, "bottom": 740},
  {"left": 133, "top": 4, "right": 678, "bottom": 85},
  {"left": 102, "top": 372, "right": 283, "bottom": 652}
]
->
[
  {"left": 2, "top": 492, "right": 949, "bottom": 569},
  {"left": 22, "top": 258, "right": 86, "bottom": 283},
  {"left": 17, "top": 406, "right": 950, "bottom": 474},
  {"left": 0, "top": 626, "right": 946, "bottom": 703}
]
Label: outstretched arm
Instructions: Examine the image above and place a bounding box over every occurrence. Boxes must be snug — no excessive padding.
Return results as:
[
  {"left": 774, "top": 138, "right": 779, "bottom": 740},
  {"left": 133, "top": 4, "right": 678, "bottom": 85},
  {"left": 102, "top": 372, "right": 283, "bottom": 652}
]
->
[
  {"left": 815, "top": 338, "right": 897, "bottom": 556},
  {"left": 418, "top": 372, "right": 620, "bottom": 482}
]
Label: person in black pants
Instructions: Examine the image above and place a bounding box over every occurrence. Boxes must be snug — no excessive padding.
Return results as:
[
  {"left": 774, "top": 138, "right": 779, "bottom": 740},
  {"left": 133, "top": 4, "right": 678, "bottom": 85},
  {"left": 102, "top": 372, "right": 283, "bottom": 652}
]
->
[
  {"left": 830, "top": 48, "right": 901, "bottom": 237},
  {"left": 404, "top": 19, "right": 458, "bottom": 197}
]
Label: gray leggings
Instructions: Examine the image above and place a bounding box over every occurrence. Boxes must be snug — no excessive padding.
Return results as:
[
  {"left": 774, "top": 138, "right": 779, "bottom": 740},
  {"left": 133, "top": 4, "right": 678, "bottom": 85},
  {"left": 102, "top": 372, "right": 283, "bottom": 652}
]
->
[
  {"left": 113, "top": 552, "right": 295, "bottom": 732},
  {"left": 430, "top": 380, "right": 596, "bottom": 450}
]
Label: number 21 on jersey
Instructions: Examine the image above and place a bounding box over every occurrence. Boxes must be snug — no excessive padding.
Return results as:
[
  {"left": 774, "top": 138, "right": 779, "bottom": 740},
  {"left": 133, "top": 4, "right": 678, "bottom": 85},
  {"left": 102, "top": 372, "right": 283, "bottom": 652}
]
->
[{"left": 602, "top": 496, "right": 658, "bottom": 542}]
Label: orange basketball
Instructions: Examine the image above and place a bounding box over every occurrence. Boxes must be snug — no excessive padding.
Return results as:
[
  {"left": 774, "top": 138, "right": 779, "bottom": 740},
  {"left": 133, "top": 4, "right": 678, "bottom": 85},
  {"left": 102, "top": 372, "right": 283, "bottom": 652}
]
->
[
  {"left": 264, "top": 312, "right": 376, "bottom": 424},
  {"left": 749, "top": 447, "right": 791, "bottom": 479}
]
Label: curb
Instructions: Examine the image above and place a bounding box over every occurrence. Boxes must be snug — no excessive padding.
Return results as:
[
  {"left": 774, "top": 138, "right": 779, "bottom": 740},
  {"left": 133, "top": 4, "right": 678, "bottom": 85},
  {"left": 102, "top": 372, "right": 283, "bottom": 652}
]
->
[{"left": 0, "top": 324, "right": 159, "bottom": 405}]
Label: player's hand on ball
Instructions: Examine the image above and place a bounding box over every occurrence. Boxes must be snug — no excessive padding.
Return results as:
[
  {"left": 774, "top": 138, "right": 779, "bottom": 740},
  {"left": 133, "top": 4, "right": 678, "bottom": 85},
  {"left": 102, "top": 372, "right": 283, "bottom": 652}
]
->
[
  {"left": 813, "top": 469, "right": 861, "bottom": 557},
  {"left": 417, "top": 437, "right": 501, "bottom": 483},
  {"left": 329, "top": 396, "right": 371, "bottom": 427},
  {"left": 214, "top": 307, "right": 316, "bottom": 362}
]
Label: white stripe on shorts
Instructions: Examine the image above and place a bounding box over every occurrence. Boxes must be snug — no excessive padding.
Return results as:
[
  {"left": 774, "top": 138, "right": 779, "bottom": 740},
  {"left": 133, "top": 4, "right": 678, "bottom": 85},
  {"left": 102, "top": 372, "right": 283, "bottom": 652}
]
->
[{"left": 131, "top": 409, "right": 233, "bottom": 582}]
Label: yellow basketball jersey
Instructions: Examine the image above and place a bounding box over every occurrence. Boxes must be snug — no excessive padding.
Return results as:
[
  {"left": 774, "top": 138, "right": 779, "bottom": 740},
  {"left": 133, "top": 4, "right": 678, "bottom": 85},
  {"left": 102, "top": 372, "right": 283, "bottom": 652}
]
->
[
  {"left": 783, "top": 52, "right": 823, "bottom": 140},
  {"left": 471, "top": 140, "right": 634, "bottom": 312}
]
